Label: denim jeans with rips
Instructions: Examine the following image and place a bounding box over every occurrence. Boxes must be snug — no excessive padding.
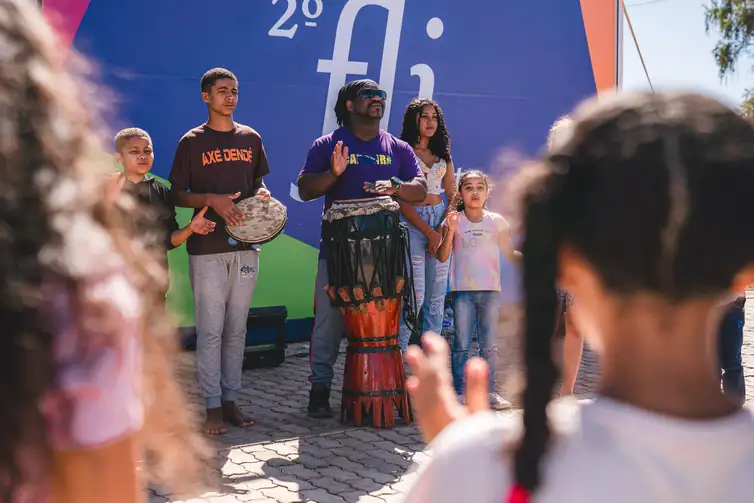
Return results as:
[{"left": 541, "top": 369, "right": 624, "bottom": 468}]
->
[{"left": 398, "top": 202, "right": 450, "bottom": 351}]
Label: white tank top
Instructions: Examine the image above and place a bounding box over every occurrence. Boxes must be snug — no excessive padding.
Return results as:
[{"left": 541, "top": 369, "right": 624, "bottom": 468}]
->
[
  {"left": 449, "top": 210, "right": 504, "bottom": 292},
  {"left": 420, "top": 158, "right": 447, "bottom": 195}
]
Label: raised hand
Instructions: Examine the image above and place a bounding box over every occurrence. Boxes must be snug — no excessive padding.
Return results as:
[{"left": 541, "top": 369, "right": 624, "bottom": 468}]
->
[
  {"left": 188, "top": 206, "right": 216, "bottom": 235},
  {"left": 446, "top": 211, "right": 460, "bottom": 232},
  {"left": 104, "top": 172, "right": 126, "bottom": 206},
  {"left": 331, "top": 141, "right": 349, "bottom": 176},
  {"left": 405, "top": 332, "right": 491, "bottom": 444},
  {"left": 209, "top": 192, "right": 244, "bottom": 227}
]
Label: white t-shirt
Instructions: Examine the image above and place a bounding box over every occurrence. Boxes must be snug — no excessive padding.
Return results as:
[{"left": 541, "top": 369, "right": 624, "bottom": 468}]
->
[
  {"left": 398, "top": 397, "right": 754, "bottom": 503},
  {"left": 447, "top": 210, "right": 508, "bottom": 292}
]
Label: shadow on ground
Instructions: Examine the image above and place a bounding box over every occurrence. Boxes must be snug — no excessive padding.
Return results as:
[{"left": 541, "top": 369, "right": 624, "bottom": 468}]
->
[{"left": 151, "top": 306, "right": 607, "bottom": 502}]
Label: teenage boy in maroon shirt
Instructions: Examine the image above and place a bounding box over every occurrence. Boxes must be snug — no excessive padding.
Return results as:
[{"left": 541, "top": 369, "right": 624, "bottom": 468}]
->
[{"left": 169, "top": 68, "right": 271, "bottom": 435}]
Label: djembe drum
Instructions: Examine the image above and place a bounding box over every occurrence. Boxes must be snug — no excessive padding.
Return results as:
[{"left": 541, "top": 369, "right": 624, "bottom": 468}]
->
[{"left": 322, "top": 196, "right": 414, "bottom": 428}]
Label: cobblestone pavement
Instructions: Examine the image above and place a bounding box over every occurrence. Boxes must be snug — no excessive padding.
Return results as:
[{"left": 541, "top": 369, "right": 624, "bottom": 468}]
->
[{"left": 151, "top": 305, "right": 754, "bottom": 503}]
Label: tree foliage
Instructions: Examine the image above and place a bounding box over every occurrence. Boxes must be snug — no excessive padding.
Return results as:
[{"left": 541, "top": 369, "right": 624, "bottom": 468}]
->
[
  {"left": 740, "top": 89, "right": 754, "bottom": 120},
  {"left": 705, "top": 1, "right": 754, "bottom": 76},
  {"left": 705, "top": 1, "right": 754, "bottom": 114}
]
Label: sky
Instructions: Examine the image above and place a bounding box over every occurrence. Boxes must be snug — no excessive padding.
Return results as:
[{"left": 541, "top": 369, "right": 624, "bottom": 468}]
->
[{"left": 621, "top": 0, "right": 754, "bottom": 106}]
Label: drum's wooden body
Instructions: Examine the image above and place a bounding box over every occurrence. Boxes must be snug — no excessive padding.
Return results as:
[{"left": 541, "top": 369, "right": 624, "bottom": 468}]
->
[
  {"left": 341, "top": 298, "right": 410, "bottom": 428},
  {"left": 322, "top": 197, "right": 413, "bottom": 428}
]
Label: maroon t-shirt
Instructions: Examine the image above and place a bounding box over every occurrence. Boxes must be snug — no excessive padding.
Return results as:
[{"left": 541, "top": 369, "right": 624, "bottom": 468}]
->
[{"left": 169, "top": 123, "right": 270, "bottom": 255}]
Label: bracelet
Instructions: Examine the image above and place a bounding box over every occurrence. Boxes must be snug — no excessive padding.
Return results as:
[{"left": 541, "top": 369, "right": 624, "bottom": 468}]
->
[{"left": 423, "top": 228, "right": 434, "bottom": 237}]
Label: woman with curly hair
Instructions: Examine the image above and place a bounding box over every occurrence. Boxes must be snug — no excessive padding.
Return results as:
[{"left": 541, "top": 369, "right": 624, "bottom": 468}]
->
[
  {"left": 0, "top": 1, "right": 210, "bottom": 501},
  {"left": 397, "top": 98, "right": 457, "bottom": 353}
]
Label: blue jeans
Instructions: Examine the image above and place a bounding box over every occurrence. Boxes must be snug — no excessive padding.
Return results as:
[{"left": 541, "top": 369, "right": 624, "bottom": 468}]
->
[
  {"left": 450, "top": 291, "right": 499, "bottom": 395},
  {"left": 719, "top": 301, "right": 745, "bottom": 402},
  {"left": 399, "top": 202, "right": 450, "bottom": 351}
]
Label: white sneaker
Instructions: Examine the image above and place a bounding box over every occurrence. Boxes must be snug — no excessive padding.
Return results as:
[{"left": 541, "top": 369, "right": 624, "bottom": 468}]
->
[{"left": 489, "top": 392, "right": 513, "bottom": 410}]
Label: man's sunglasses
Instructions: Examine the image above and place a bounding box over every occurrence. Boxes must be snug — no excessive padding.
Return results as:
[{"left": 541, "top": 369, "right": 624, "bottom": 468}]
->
[{"left": 357, "top": 89, "right": 388, "bottom": 101}]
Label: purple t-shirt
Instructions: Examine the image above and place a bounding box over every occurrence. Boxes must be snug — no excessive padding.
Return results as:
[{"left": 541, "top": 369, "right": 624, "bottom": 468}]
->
[{"left": 298, "top": 127, "right": 423, "bottom": 256}]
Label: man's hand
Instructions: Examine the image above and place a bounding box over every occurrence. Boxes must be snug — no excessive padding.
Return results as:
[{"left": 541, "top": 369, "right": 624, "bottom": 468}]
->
[
  {"left": 331, "top": 141, "right": 349, "bottom": 177},
  {"left": 188, "top": 206, "right": 216, "bottom": 235},
  {"left": 256, "top": 187, "right": 271, "bottom": 200},
  {"left": 364, "top": 180, "right": 398, "bottom": 195},
  {"left": 104, "top": 172, "right": 126, "bottom": 206},
  {"left": 405, "top": 332, "right": 491, "bottom": 444},
  {"left": 427, "top": 229, "right": 442, "bottom": 257},
  {"left": 208, "top": 192, "right": 244, "bottom": 226}
]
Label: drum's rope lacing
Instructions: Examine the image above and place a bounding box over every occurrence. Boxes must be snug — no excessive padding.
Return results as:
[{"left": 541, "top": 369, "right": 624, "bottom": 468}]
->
[
  {"left": 398, "top": 222, "right": 421, "bottom": 344},
  {"left": 323, "top": 211, "right": 421, "bottom": 343},
  {"left": 326, "top": 212, "right": 402, "bottom": 304}
]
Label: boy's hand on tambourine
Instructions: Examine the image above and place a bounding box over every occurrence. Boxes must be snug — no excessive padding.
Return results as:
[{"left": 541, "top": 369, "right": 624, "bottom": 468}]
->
[
  {"left": 256, "top": 187, "right": 271, "bottom": 200},
  {"left": 208, "top": 192, "right": 244, "bottom": 226},
  {"left": 405, "top": 332, "right": 490, "bottom": 444}
]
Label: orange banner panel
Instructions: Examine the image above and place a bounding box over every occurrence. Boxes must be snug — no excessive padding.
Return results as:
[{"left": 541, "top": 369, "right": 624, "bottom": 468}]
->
[{"left": 581, "top": 0, "right": 618, "bottom": 92}]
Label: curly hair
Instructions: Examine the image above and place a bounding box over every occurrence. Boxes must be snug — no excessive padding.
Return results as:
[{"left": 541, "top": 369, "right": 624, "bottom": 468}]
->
[
  {"left": 450, "top": 170, "right": 490, "bottom": 212},
  {"left": 399, "top": 98, "right": 452, "bottom": 162},
  {"left": 547, "top": 115, "right": 573, "bottom": 150},
  {"left": 507, "top": 92, "right": 754, "bottom": 500},
  {"left": 0, "top": 0, "right": 210, "bottom": 500}
]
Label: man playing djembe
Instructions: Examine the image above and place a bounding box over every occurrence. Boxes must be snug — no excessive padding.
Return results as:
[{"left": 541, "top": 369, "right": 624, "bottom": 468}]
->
[{"left": 297, "top": 79, "right": 428, "bottom": 419}]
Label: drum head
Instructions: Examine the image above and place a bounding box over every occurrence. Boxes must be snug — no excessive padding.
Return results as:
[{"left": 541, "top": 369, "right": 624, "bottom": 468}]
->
[
  {"left": 226, "top": 195, "right": 287, "bottom": 245},
  {"left": 324, "top": 196, "right": 399, "bottom": 222}
]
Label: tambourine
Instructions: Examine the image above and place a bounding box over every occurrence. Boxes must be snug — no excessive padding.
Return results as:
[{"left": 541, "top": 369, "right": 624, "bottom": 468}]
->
[{"left": 225, "top": 195, "right": 287, "bottom": 245}]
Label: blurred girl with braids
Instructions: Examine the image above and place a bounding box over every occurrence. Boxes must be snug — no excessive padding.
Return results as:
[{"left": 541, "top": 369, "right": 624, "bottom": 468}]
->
[
  {"left": 547, "top": 115, "right": 585, "bottom": 396},
  {"left": 397, "top": 98, "right": 457, "bottom": 352},
  {"left": 435, "top": 170, "right": 521, "bottom": 410},
  {"left": 401, "top": 92, "right": 754, "bottom": 503},
  {"left": 0, "top": 0, "right": 210, "bottom": 501}
]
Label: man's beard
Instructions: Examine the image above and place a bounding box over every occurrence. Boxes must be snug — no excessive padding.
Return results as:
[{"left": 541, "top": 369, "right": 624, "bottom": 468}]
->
[{"left": 353, "top": 107, "right": 382, "bottom": 122}]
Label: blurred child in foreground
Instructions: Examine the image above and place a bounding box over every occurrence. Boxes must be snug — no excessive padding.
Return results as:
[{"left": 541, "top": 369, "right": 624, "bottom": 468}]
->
[
  {"left": 402, "top": 92, "right": 754, "bottom": 503},
  {"left": 0, "top": 1, "right": 210, "bottom": 501}
]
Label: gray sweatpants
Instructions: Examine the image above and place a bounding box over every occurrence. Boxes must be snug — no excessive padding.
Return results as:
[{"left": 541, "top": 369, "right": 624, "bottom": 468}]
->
[
  {"left": 309, "top": 259, "right": 345, "bottom": 386},
  {"left": 189, "top": 250, "right": 259, "bottom": 408}
]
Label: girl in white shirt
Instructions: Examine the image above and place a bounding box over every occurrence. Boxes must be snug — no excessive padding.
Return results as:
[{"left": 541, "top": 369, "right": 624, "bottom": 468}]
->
[
  {"left": 401, "top": 91, "right": 754, "bottom": 503},
  {"left": 435, "top": 171, "right": 521, "bottom": 410}
]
